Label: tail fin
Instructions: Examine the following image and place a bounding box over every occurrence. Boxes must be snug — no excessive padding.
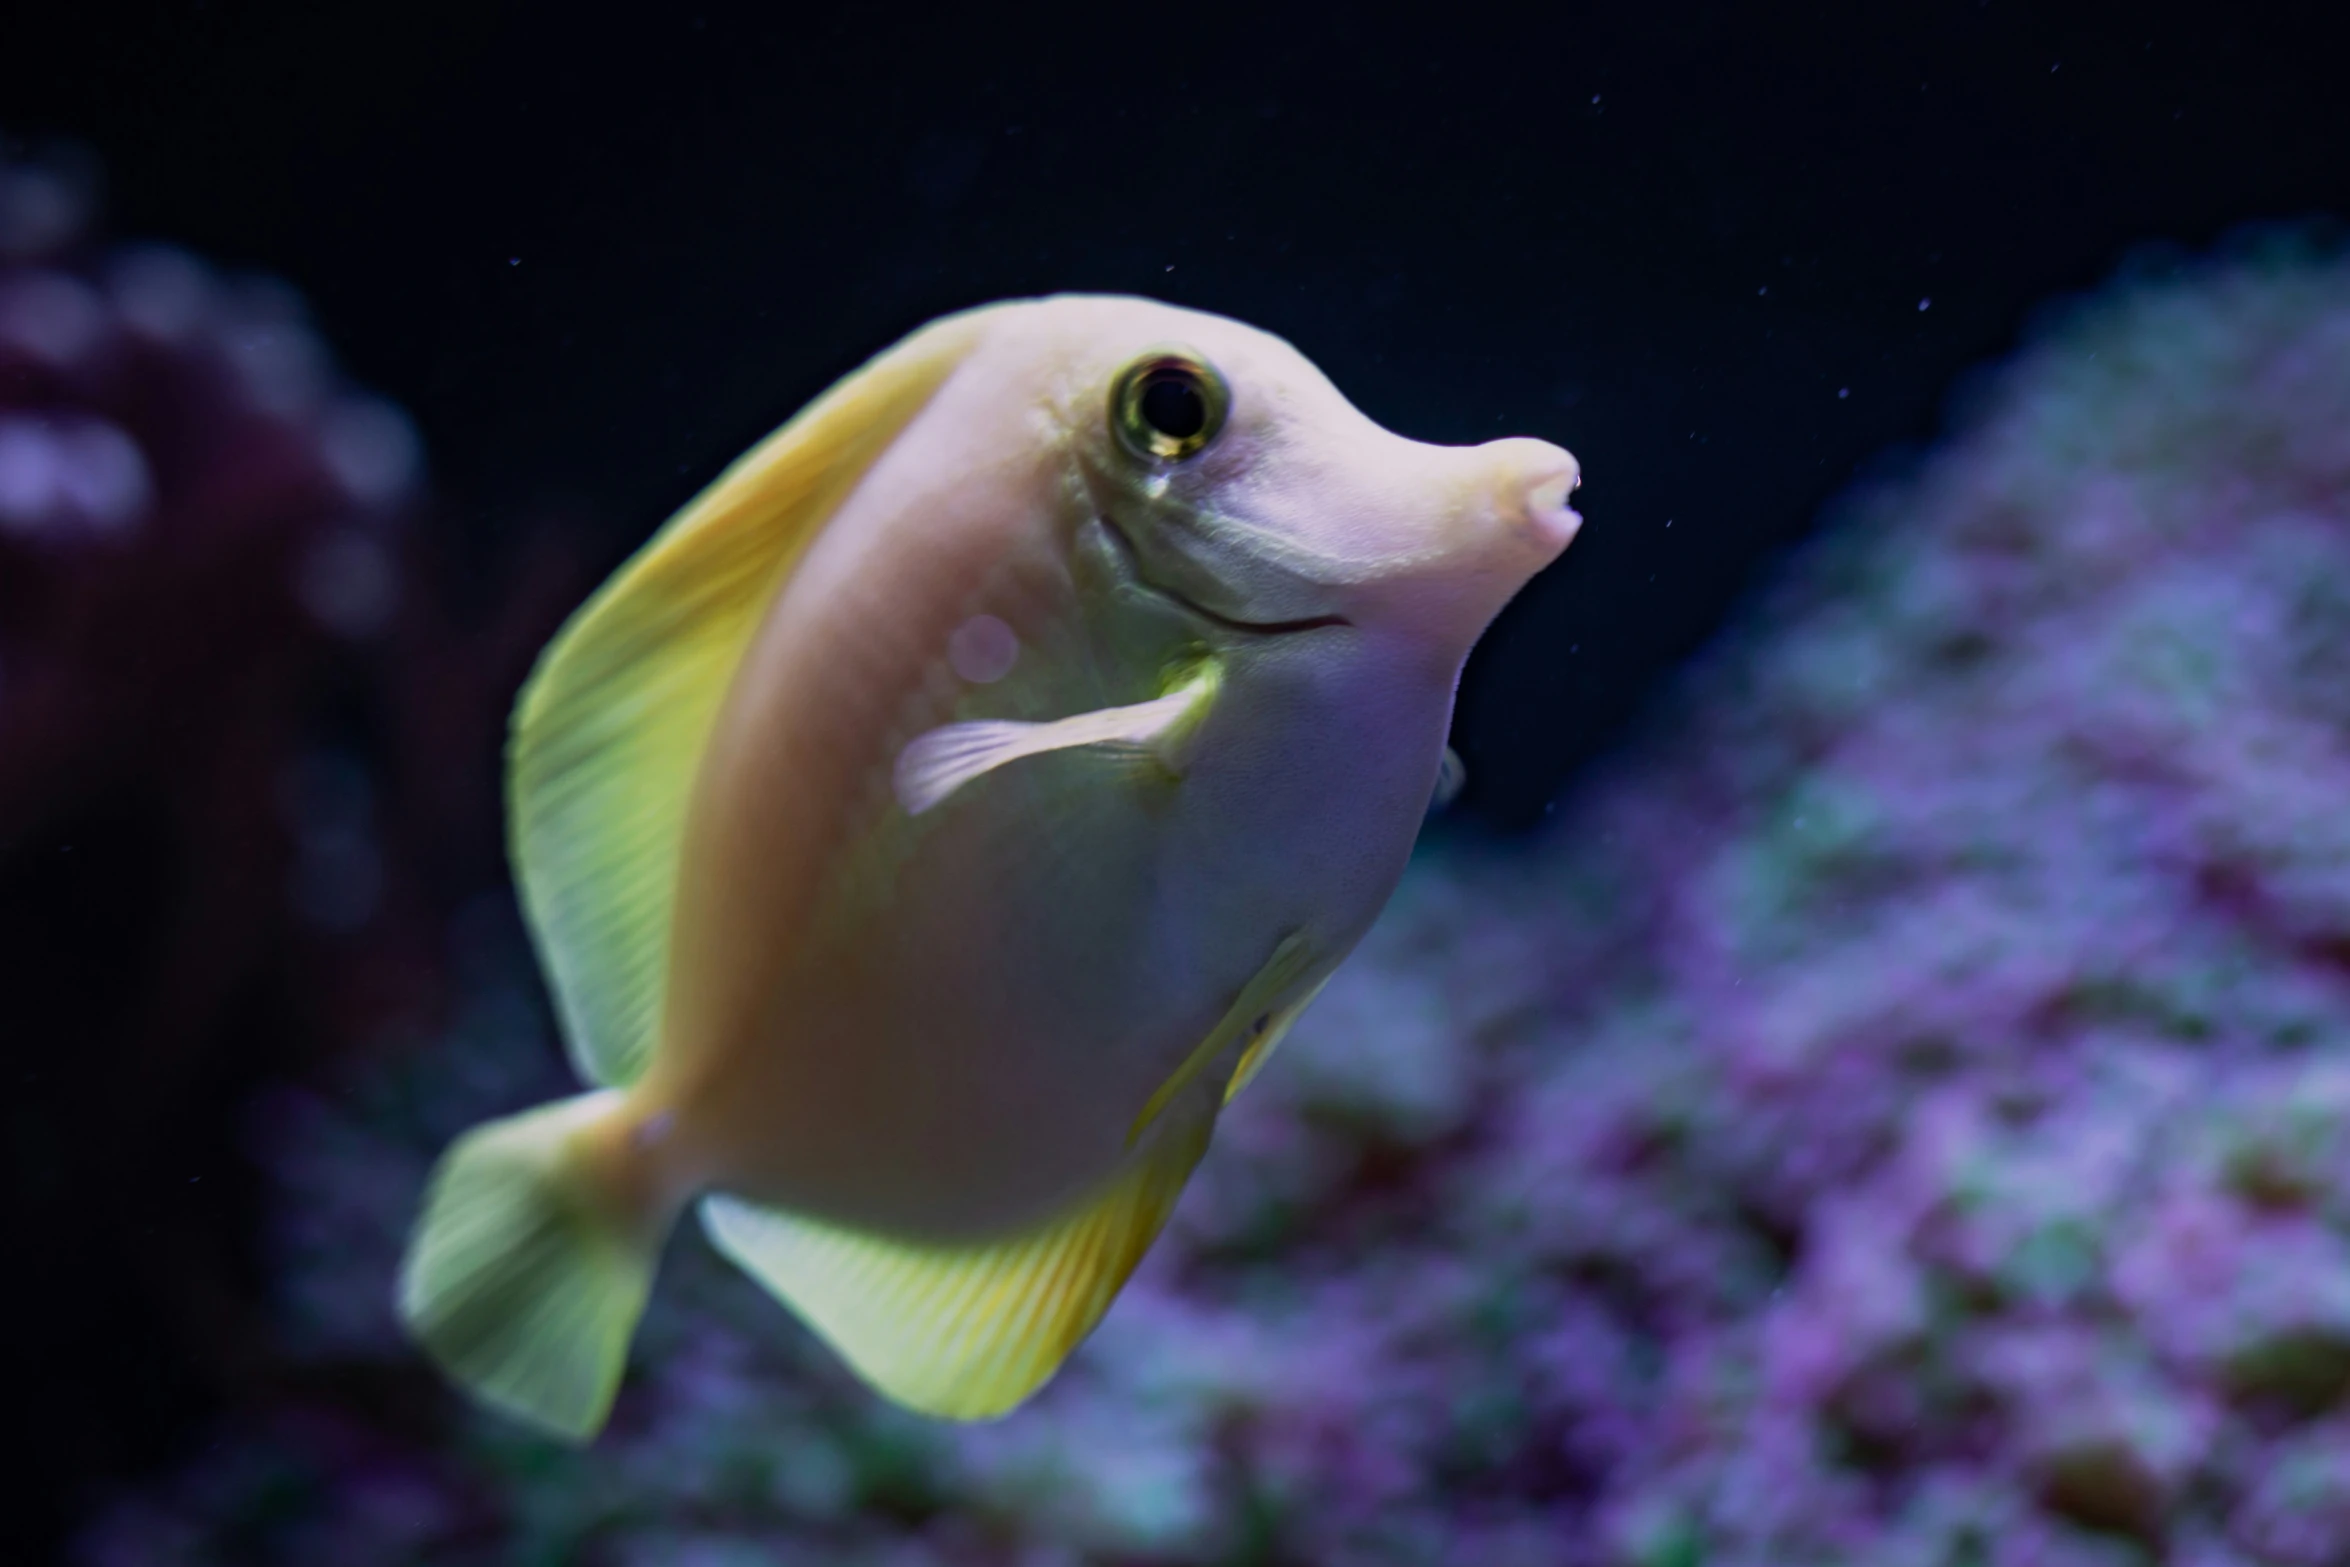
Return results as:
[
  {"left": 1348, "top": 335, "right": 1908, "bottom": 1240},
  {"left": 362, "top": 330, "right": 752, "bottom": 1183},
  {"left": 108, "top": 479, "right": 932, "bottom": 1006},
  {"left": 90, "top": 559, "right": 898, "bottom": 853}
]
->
[{"left": 397, "top": 1089, "right": 670, "bottom": 1441}]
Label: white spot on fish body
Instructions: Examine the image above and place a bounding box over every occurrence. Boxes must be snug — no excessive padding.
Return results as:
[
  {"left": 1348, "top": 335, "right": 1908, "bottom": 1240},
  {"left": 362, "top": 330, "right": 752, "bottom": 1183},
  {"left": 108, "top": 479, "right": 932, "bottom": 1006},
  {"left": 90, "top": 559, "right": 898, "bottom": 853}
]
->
[{"left": 948, "top": 614, "right": 1020, "bottom": 684}]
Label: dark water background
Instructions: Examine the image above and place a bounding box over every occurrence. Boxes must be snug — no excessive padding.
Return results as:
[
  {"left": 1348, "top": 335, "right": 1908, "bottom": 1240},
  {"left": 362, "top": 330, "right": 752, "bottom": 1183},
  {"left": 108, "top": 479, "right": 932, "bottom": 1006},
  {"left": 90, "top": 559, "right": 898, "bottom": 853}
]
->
[
  {"left": 18, "top": 3, "right": 2349, "bottom": 826},
  {"left": 6, "top": 4, "right": 2350, "bottom": 1562}
]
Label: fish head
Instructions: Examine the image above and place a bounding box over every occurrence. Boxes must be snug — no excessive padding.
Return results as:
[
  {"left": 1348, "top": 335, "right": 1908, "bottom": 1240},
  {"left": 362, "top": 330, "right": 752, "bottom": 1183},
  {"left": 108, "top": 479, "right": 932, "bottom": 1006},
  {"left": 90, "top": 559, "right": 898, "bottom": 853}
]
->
[{"left": 1023, "top": 295, "right": 1581, "bottom": 658}]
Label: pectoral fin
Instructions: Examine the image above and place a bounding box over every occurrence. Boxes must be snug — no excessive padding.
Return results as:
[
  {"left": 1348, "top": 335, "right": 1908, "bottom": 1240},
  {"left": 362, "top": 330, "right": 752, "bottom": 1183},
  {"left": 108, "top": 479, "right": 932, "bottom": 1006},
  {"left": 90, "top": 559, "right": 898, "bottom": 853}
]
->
[
  {"left": 1127, "top": 930, "right": 1320, "bottom": 1146},
  {"left": 893, "top": 664, "right": 1219, "bottom": 817},
  {"left": 700, "top": 1095, "right": 1215, "bottom": 1421}
]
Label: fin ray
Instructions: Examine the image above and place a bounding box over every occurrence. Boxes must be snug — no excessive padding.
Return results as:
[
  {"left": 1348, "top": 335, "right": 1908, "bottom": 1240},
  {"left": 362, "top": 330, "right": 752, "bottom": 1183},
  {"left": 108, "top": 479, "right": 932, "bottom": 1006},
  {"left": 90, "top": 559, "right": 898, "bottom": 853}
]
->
[
  {"left": 700, "top": 1099, "right": 1216, "bottom": 1420},
  {"left": 1223, "top": 975, "right": 1334, "bottom": 1104},
  {"left": 1127, "top": 929, "right": 1318, "bottom": 1145},
  {"left": 397, "top": 1090, "right": 669, "bottom": 1442}
]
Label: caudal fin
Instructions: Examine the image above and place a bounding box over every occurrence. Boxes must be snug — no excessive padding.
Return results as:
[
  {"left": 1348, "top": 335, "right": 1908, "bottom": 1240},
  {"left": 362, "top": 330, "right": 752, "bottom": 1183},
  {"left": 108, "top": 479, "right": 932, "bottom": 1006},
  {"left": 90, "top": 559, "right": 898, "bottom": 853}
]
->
[{"left": 397, "top": 1089, "right": 668, "bottom": 1441}]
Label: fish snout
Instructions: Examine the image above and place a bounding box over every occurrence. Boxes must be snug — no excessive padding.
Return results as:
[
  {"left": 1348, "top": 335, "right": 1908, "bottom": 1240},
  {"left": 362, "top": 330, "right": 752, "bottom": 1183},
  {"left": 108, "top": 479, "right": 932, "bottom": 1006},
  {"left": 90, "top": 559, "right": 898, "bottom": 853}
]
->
[{"left": 1482, "top": 437, "right": 1583, "bottom": 559}]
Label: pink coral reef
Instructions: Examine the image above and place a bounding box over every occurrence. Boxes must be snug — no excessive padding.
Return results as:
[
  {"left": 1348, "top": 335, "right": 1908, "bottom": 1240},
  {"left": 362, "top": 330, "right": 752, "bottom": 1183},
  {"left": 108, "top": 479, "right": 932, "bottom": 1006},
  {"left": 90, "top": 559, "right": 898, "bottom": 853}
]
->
[
  {"left": 0, "top": 141, "right": 574, "bottom": 1560},
  {"left": 66, "top": 233, "right": 2350, "bottom": 1564}
]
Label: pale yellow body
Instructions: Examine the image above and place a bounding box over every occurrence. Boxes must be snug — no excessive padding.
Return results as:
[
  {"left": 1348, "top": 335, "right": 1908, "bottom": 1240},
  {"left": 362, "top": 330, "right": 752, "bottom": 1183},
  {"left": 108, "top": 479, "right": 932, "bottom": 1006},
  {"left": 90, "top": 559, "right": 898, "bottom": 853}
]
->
[
  {"left": 398, "top": 295, "right": 1581, "bottom": 1438},
  {"left": 641, "top": 321, "right": 1467, "bottom": 1237}
]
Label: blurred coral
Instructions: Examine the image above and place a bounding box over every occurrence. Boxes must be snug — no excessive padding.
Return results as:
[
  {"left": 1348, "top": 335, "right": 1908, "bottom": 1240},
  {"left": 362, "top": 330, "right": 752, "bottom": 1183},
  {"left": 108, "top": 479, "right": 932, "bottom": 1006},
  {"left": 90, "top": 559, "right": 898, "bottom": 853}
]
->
[
  {"left": 0, "top": 139, "right": 582, "bottom": 1561},
  {"left": 63, "top": 233, "right": 2350, "bottom": 1563}
]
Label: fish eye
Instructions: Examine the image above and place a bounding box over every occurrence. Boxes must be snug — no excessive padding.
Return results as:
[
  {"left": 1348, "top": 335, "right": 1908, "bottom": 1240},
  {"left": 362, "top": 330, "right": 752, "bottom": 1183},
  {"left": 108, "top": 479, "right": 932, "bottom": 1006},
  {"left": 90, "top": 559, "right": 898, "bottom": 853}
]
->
[{"left": 1110, "top": 349, "right": 1229, "bottom": 462}]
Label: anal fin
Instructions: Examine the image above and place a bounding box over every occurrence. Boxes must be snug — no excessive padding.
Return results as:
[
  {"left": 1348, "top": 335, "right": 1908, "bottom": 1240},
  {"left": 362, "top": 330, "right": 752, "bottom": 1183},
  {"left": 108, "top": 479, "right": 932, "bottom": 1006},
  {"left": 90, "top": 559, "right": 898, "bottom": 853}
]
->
[{"left": 700, "top": 1099, "right": 1216, "bottom": 1421}]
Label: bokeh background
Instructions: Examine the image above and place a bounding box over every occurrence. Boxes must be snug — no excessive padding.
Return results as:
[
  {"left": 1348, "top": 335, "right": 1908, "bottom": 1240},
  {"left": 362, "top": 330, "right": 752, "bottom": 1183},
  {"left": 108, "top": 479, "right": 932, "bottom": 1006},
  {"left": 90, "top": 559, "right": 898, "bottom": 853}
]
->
[{"left": 7, "top": 4, "right": 2350, "bottom": 1562}]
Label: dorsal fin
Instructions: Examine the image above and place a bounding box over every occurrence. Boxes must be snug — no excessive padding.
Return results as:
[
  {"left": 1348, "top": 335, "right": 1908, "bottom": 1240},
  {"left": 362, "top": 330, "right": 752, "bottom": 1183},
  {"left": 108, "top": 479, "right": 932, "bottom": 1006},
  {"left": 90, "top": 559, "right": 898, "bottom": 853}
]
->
[{"left": 509, "top": 311, "right": 987, "bottom": 1088}]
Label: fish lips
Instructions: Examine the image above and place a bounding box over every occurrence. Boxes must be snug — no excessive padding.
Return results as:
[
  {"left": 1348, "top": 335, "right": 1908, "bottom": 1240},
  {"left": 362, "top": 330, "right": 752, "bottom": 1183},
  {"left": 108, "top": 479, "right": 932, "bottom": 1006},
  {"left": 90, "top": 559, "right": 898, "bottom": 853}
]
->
[{"left": 1095, "top": 513, "right": 1350, "bottom": 637}]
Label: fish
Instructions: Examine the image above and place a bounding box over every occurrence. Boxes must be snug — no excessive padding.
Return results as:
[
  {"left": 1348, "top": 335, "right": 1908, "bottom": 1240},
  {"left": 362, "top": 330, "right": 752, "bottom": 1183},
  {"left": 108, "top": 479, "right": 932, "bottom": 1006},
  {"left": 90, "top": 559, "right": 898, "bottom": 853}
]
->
[{"left": 396, "top": 294, "right": 1582, "bottom": 1441}]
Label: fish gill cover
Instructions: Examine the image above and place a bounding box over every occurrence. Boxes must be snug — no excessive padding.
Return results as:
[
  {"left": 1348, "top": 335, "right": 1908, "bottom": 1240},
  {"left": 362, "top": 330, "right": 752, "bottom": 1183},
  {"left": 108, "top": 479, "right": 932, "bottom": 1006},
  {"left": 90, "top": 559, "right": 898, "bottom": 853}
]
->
[{"left": 58, "top": 209, "right": 2350, "bottom": 1562}]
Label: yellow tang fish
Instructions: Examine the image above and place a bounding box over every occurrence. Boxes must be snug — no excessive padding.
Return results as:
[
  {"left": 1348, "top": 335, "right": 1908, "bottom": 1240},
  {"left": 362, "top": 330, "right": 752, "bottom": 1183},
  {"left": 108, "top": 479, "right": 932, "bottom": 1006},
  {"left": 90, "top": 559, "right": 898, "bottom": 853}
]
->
[{"left": 398, "top": 295, "right": 1582, "bottom": 1440}]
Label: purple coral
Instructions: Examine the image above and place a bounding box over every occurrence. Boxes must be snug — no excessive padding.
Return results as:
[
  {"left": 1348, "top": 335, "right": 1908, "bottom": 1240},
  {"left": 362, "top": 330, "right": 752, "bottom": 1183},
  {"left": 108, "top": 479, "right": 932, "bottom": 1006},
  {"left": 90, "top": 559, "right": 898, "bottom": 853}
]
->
[
  {"left": 0, "top": 140, "right": 575, "bottom": 1563},
  {"left": 72, "top": 240, "right": 2350, "bottom": 1564}
]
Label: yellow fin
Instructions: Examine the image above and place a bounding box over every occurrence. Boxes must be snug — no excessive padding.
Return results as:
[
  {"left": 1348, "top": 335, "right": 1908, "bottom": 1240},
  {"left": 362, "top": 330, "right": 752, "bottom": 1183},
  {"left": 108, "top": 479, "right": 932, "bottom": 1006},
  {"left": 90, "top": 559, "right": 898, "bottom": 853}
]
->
[
  {"left": 397, "top": 1089, "right": 666, "bottom": 1442},
  {"left": 699, "top": 1099, "right": 1216, "bottom": 1420},
  {"left": 1223, "top": 975, "right": 1333, "bottom": 1105},
  {"left": 1126, "top": 930, "right": 1318, "bottom": 1146},
  {"left": 508, "top": 311, "right": 985, "bottom": 1087}
]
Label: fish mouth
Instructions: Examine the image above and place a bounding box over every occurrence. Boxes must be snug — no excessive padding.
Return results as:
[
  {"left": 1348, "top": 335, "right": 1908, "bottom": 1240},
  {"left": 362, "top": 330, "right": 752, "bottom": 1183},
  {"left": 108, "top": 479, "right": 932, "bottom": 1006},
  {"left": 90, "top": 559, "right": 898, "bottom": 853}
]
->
[{"left": 1098, "top": 515, "right": 1350, "bottom": 637}]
